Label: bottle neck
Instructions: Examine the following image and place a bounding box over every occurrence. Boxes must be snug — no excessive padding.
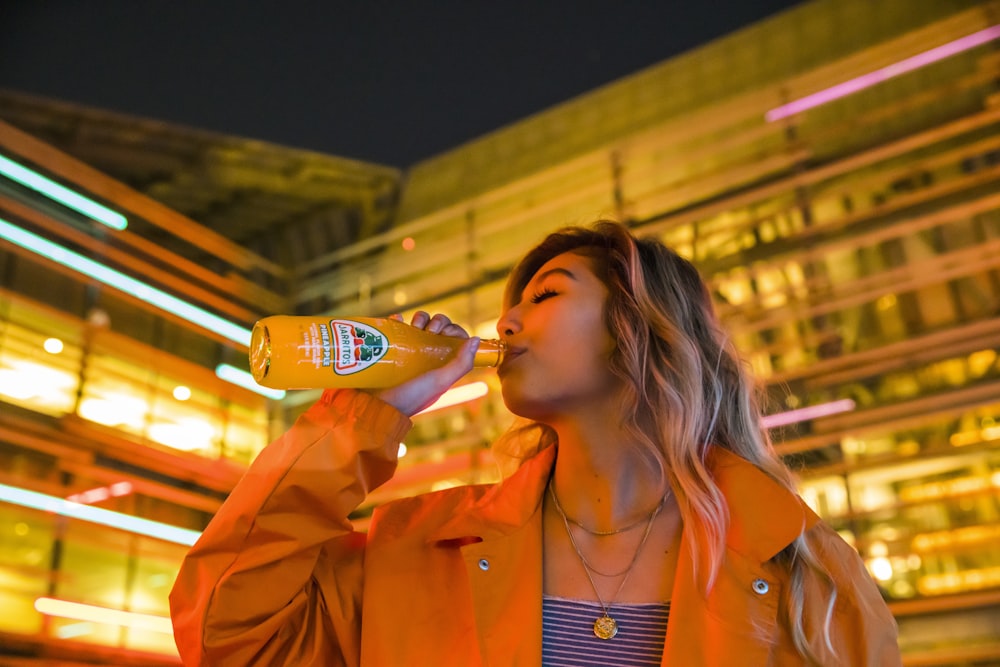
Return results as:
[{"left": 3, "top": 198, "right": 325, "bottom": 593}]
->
[{"left": 473, "top": 339, "right": 506, "bottom": 367}]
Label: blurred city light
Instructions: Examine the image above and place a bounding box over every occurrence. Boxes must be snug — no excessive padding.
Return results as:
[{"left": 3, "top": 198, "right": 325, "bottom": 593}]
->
[
  {"left": 0, "top": 153, "right": 128, "bottom": 230},
  {"left": 215, "top": 363, "right": 286, "bottom": 400},
  {"left": 34, "top": 597, "right": 173, "bottom": 634},
  {"left": 761, "top": 398, "right": 856, "bottom": 428},
  {"left": 0, "top": 482, "right": 200, "bottom": 545},
  {"left": 416, "top": 381, "right": 489, "bottom": 415},
  {"left": 0, "top": 216, "right": 251, "bottom": 347},
  {"left": 766, "top": 24, "right": 1000, "bottom": 121}
]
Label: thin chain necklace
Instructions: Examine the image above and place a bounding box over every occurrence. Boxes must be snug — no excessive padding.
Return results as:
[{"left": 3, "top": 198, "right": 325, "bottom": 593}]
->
[
  {"left": 548, "top": 484, "right": 666, "bottom": 536},
  {"left": 548, "top": 484, "right": 665, "bottom": 640}
]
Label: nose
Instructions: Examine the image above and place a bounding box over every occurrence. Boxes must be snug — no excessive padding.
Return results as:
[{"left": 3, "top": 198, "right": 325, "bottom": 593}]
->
[{"left": 496, "top": 305, "right": 521, "bottom": 338}]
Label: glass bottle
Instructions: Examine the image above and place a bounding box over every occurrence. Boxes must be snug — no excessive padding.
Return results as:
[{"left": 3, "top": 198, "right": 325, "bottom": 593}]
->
[{"left": 249, "top": 315, "right": 505, "bottom": 389}]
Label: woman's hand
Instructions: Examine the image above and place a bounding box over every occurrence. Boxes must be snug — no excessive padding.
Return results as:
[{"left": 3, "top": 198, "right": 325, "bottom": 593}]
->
[{"left": 373, "top": 311, "right": 480, "bottom": 417}]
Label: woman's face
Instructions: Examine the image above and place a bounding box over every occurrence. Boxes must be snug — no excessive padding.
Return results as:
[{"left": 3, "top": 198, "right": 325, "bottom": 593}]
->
[{"left": 496, "top": 251, "right": 619, "bottom": 423}]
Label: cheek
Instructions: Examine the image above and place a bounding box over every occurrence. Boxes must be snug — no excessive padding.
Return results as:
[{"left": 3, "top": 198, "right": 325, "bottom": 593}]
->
[
  {"left": 541, "top": 309, "right": 616, "bottom": 385},
  {"left": 566, "top": 306, "right": 614, "bottom": 357}
]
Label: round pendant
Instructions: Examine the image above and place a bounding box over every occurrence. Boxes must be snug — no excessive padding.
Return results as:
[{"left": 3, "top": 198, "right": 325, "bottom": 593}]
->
[{"left": 593, "top": 615, "right": 618, "bottom": 640}]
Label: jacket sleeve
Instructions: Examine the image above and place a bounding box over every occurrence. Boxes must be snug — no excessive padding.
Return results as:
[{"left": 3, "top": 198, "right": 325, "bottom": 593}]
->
[{"left": 169, "top": 389, "right": 411, "bottom": 666}]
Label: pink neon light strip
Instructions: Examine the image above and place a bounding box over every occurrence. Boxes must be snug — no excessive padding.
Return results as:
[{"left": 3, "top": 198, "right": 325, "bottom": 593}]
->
[
  {"left": 766, "top": 24, "right": 1000, "bottom": 122},
  {"left": 761, "top": 398, "right": 856, "bottom": 428},
  {"left": 66, "top": 481, "right": 133, "bottom": 504}
]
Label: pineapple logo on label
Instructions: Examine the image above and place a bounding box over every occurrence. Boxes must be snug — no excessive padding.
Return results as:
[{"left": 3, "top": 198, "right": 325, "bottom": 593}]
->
[{"left": 331, "top": 319, "right": 388, "bottom": 375}]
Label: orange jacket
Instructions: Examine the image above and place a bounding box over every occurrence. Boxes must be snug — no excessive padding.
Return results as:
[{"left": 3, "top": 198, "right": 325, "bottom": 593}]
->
[{"left": 170, "top": 390, "right": 900, "bottom": 666}]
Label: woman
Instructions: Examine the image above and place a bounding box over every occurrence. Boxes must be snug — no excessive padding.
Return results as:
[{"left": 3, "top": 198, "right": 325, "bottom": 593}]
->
[{"left": 170, "top": 221, "right": 900, "bottom": 665}]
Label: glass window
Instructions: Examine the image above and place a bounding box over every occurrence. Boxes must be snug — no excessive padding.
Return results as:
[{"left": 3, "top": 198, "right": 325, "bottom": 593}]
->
[{"left": 0, "top": 504, "right": 54, "bottom": 635}]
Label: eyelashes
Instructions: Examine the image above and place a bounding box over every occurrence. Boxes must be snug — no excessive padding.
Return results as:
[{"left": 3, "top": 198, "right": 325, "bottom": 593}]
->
[{"left": 530, "top": 288, "right": 558, "bottom": 304}]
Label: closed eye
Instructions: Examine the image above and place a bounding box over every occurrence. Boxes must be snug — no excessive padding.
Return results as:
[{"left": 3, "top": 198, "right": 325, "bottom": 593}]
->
[{"left": 530, "top": 288, "right": 558, "bottom": 304}]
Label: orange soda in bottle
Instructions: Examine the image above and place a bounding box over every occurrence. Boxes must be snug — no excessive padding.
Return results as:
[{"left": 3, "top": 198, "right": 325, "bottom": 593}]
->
[{"left": 249, "top": 315, "right": 505, "bottom": 390}]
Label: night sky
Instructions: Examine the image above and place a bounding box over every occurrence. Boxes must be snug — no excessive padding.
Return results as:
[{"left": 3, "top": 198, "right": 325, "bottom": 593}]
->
[{"left": 1, "top": 1, "right": 803, "bottom": 167}]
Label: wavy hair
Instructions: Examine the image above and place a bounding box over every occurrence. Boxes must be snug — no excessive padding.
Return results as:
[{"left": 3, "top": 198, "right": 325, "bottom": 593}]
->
[{"left": 495, "top": 221, "right": 837, "bottom": 662}]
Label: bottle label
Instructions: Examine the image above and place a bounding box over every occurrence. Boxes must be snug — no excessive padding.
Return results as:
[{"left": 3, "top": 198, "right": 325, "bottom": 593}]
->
[{"left": 330, "top": 319, "right": 389, "bottom": 375}]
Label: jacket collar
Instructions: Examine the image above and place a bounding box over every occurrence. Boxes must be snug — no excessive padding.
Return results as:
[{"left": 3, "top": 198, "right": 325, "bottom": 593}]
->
[
  {"left": 706, "top": 447, "right": 820, "bottom": 562},
  {"left": 429, "top": 445, "right": 556, "bottom": 543},
  {"left": 428, "top": 444, "right": 818, "bottom": 563}
]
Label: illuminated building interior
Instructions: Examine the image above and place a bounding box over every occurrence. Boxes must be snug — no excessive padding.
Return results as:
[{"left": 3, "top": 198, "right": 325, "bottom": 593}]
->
[{"left": 1, "top": 0, "right": 999, "bottom": 664}]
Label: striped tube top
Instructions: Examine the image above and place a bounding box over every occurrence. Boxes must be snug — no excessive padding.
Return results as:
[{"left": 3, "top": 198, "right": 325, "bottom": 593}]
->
[{"left": 542, "top": 595, "right": 670, "bottom": 666}]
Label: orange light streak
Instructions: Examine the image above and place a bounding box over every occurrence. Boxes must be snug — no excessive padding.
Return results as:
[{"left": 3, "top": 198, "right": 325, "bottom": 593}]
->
[{"left": 34, "top": 597, "right": 173, "bottom": 634}]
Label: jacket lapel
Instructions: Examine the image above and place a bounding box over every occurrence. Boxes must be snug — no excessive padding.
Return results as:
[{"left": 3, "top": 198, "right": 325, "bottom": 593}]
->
[
  {"left": 428, "top": 447, "right": 554, "bottom": 666},
  {"left": 709, "top": 448, "right": 820, "bottom": 561},
  {"left": 662, "top": 448, "right": 820, "bottom": 666},
  {"left": 430, "top": 446, "right": 555, "bottom": 543},
  {"left": 426, "top": 445, "right": 818, "bottom": 666}
]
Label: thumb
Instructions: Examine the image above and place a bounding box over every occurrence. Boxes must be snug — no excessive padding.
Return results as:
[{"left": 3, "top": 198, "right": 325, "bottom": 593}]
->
[
  {"left": 433, "top": 336, "right": 480, "bottom": 386},
  {"left": 454, "top": 335, "right": 481, "bottom": 369},
  {"left": 374, "top": 337, "right": 480, "bottom": 416}
]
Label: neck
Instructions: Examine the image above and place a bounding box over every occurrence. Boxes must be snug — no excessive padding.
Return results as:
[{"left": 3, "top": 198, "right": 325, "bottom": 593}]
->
[{"left": 548, "top": 416, "right": 664, "bottom": 532}]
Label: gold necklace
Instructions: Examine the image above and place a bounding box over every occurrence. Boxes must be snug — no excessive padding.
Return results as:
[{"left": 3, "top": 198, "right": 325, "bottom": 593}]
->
[
  {"left": 548, "top": 484, "right": 666, "bottom": 536},
  {"left": 548, "top": 484, "right": 665, "bottom": 640}
]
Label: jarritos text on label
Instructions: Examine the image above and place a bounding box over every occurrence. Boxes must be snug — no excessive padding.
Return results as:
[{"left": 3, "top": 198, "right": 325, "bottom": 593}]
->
[{"left": 331, "top": 319, "right": 389, "bottom": 375}]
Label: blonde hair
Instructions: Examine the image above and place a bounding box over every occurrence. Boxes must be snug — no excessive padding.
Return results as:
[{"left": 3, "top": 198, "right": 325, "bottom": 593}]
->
[{"left": 495, "top": 221, "right": 836, "bottom": 662}]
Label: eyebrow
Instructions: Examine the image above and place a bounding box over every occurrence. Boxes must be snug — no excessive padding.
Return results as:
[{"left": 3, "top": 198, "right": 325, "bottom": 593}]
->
[{"left": 532, "top": 267, "right": 578, "bottom": 284}]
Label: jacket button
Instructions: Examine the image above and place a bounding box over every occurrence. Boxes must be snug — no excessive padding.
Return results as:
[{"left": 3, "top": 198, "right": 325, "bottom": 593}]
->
[
  {"left": 478, "top": 558, "right": 490, "bottom": 571},
  {"left": 752, "top": 578, "right": 769, "bottom": 595}
]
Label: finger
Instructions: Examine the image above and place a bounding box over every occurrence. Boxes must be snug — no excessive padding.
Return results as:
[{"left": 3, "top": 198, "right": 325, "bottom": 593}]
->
[
  {"left": 426, "top": 313, "right": 452, "bottom": 334},
  {"left": 410, "top": 311, "right": 430, "bottom": 328},
  {"left": 440, "top": 322, "right": 470, "bottom": 339},
  {"left": 389, "top": 313, "right": 404, "bottom": 322}
]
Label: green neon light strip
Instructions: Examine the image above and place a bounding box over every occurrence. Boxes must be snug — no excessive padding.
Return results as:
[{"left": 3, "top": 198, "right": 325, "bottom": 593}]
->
[
  {"left": 0, "top": 216, "right": 251, "bottom": 347},
  {"left": 0, "top": 482, "right": 200, "bottom": 545},
  {"left": 0, "top": 217, "right": 288, "bottom": 399},
  {"left": 0, "top": 154, "right": 128, "bottom": 230},
  {"left": 216, "top": 364, "right": 286, "bottom": 400}
]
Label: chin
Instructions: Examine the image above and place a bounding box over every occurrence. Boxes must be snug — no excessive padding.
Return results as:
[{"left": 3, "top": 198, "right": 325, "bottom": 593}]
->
[{"left": 500, "top": 387, "right": 556, "bottom": 423}]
